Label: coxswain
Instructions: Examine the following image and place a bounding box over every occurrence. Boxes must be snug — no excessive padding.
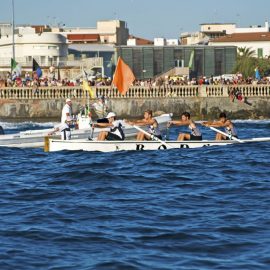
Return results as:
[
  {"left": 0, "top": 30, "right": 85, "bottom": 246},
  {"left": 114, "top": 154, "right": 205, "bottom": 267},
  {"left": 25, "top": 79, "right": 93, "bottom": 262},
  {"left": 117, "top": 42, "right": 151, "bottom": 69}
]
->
[
  {"left": 48, "top": 116, "right": 73, "bottom": 140},
  {"left": 202, "top": 112, "right": 238, "bottom": 140},
  {"left": 126, "top": 110, "right": 162, "bottom": 141},
  {"left": 61, "top": 98, "right": 73, "bottom": 124},
  {"left": 93, "top": 112, "right": 125, "bottom": 141},
  {"left": 168, "top": 112, "right": 202, "bottom": 141}
]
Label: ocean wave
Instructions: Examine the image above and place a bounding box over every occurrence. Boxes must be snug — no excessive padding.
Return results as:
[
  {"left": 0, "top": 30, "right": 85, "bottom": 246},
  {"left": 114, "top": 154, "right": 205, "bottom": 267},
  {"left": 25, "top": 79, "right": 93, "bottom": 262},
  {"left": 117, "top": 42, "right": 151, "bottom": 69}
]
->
[
  {"left": 0, "top": 121, "right": 56, "bottom": 130},
  {"left": 0, "top": 124, "right": 270, "bottom": 269}
]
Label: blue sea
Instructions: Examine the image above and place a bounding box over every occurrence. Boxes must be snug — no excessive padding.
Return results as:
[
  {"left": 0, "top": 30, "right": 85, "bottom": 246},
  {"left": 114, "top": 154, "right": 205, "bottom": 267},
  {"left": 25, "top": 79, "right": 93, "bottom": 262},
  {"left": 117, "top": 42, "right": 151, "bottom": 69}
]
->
[{"left": 0, "top": 120, "right": 270, "bottom": 270}]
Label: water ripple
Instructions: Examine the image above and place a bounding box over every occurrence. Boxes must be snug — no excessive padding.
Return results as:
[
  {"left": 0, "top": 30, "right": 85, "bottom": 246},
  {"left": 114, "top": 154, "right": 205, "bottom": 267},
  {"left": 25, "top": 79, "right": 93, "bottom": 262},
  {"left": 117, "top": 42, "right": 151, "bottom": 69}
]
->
[{"left": 0, "top": 121, "right": 270, "bottom": 269}]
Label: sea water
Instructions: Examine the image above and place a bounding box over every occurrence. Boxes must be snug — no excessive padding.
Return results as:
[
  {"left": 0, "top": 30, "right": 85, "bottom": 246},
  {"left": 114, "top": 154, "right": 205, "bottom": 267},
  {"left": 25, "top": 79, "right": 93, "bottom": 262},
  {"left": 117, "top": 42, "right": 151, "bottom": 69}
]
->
[{"left": 0, "top": 121, "right": 270, "bottom": 270}]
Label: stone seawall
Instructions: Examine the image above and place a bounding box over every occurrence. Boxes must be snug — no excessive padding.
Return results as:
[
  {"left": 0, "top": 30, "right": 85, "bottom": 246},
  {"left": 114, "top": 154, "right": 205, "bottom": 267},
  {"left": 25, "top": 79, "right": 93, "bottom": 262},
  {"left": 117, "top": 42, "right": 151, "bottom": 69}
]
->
[{"left": 1, "top": 97, "right": 269, "bottom": 120}]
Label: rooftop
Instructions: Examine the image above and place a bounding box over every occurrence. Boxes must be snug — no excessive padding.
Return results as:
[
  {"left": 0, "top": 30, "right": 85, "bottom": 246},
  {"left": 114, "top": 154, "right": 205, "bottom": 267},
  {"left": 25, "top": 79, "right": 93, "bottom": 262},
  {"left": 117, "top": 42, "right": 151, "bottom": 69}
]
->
[
  {"left": 200, "top": 23, "right": 236, "bottom": 25},
  {"left": 129, "top": 35, "right": 153, "bottom": 45},
  {"left": 212, "top": 32, "right": 270, "bottom": 42}
]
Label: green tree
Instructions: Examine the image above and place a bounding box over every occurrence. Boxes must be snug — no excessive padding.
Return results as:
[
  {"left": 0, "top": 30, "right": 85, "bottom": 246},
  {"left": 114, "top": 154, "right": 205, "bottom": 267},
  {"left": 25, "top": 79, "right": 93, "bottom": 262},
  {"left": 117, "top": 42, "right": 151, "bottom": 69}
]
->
[
  {"left": 234, "top": 47, "right": 270, "bottom": 78},
  {"left": 233, "top": 47, "right": 256, "bottom": 78}
]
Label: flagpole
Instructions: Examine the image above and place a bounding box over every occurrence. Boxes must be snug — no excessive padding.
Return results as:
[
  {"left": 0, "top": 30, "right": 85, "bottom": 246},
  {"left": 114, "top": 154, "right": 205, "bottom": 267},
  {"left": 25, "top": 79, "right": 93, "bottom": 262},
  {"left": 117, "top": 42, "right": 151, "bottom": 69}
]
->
[{"left": 12, "top": 0, "right": 15, "bottom": 61}]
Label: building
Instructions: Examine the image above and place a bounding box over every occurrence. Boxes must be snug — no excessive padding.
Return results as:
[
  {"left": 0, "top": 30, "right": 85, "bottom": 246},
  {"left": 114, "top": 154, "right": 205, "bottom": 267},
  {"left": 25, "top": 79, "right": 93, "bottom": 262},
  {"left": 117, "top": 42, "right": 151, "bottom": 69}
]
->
[
  {"left": 0, "top": 20, "right": 129, "bottom": 78},
  {"left": 0, "top": 32, "right": 68, "bottom": 68},
  {"left": 180, "top": 21, "right": 270, "bottom": 45},
  {"left": 180, "top": 32, "right": 207, "bottom": 45},
  {"left": 64, "top": 20, "right": 129, "bottom": 46},
  {"left": 210, "top": 32, "right": 270, "bottom": 58},
  {"left": 0, "top": 23, "right": 12, "bottom": 37},
  {"left": 68, "top": 44, "right": 114, "bottom": 77},
  {"left": 61, "top": 20, "right": 129, "bottom": 77},
  {"left": 127, "top": 35, "right": 153, "bottom": 46},
  {"left": 116, "top": 45, "right": 237, "bottom": 79}
]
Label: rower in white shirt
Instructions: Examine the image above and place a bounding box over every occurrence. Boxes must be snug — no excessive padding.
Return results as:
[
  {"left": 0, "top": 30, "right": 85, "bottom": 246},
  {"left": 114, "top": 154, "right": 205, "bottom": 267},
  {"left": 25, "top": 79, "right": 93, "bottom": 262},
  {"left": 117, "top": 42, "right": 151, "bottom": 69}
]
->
[
  {"left": 93, "top": 112, "right": 125, "bottom": 141},
  {"left": 48, "top": 116, "right": 73, "bottom": 140}
]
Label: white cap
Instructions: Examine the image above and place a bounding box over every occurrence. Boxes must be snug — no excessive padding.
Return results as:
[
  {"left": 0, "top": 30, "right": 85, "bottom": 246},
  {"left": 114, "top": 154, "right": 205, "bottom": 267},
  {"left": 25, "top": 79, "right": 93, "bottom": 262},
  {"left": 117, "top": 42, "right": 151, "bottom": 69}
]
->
[
  {"left": 106, "top": 112, "right": 116, "bottom": 119},
  {"left": 66, "top": 98, "right": 72, "bottom": 103}
]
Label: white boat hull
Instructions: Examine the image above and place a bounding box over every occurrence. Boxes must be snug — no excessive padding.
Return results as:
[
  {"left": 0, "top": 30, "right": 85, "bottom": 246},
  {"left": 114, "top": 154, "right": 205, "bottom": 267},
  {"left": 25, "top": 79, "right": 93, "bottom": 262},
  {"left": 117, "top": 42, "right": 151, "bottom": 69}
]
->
[
  {"left": 0, "top": 114, "right": 172, "bottom": 148},
  {"left": 47, "top": 137, "right": 270, "bottom": 153}
]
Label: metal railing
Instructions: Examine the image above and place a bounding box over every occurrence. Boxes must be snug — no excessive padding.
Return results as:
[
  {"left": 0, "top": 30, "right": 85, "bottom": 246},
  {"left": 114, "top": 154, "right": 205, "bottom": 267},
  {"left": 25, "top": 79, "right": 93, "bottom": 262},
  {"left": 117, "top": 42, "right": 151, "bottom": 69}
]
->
[{"left": 0, "top": 85, "right": 269, "bottom": 100}]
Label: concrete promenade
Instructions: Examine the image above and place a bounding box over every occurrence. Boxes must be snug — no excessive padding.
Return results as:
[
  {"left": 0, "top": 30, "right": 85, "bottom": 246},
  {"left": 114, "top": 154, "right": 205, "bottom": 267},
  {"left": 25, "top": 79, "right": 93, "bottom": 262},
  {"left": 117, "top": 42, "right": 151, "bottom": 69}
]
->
[{"left": 0, "top": 85, "right": 270, "bottom": 119}]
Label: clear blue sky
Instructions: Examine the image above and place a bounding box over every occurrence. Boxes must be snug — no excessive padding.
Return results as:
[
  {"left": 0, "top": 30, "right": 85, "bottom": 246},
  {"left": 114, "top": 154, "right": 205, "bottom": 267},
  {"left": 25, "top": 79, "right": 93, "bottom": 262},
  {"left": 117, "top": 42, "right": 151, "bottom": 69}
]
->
[{"left": 1, "top": 0, "right": 270, "bottom": 39}]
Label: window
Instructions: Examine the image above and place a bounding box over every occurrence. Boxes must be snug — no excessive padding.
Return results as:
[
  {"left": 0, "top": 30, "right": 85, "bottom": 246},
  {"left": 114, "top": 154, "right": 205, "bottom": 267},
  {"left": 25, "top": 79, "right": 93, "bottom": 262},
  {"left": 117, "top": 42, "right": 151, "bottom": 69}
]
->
[{"left": 258, "top": 48, "right": 263, "bottom": 58}]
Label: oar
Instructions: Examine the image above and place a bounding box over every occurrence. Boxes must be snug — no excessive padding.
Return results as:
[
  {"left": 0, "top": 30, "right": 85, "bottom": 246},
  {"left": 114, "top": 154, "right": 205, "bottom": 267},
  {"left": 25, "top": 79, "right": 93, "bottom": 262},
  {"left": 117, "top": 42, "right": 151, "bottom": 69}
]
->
[
  {"left": 133, "top": 125, "right": 174, "bottom": 149},
  {"left": 209, "top": 126, "right": 243, "bottom": 143}
]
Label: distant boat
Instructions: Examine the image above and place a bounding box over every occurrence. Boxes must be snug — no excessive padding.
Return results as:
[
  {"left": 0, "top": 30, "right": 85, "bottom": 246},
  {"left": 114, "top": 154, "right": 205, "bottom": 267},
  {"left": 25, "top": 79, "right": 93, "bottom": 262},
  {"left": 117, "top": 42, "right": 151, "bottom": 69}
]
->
[{"left": 0, "top": 114, "right": 172, "bottom": 148}]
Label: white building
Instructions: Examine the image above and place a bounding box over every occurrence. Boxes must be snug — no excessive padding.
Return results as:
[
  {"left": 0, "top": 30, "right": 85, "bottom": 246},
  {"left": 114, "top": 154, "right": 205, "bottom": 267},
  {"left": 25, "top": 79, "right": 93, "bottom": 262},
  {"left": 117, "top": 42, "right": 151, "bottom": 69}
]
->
[
  {"left": 0, "top": 23, "right": 12, "bottom": 37},
  {"left": 180, "top": 32, "right": 208, "bottom": 45},
  {"left": 166, "top": 39, "right": 179, "bottom": 46},
  {"left": 0, "top": 32, "right": 68, "bottom": 67},
  {"left": 154, "top": 38, "right": 166, "bottom": 46},
  {"left": 235, "top": 21, "right": 269, "bottom": 33},
  {"left": 154, "top": 38, "right": 179, "bottom": 46},
  {"left": 209, "top": 32, "right": 270, "bottom": 58},
  {"left": 181, "top": 21, "right": 270, "bottom": 45}
]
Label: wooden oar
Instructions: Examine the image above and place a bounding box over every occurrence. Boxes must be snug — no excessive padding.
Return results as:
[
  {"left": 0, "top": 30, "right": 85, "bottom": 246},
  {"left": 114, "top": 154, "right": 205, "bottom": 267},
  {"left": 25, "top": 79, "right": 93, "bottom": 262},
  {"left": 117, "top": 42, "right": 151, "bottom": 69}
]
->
[
  {"left": 209, "top": 126, "right": 243, "bottom": 143},
  {"left": 133, "top": 125, "right": 174, "bottom": 149}
]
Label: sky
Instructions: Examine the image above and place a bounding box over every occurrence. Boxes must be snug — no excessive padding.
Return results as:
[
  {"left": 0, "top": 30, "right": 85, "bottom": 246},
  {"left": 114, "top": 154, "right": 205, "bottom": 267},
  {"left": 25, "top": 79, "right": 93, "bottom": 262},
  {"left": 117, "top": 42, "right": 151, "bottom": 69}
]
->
[{"left": 1, "top": 0, "right": 270, "bottom": 39}]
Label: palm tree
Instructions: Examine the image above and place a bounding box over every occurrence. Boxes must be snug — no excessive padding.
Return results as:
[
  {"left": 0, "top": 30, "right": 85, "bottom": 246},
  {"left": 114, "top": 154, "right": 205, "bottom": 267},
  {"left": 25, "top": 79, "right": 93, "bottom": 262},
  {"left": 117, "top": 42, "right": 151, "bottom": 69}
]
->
[
  {"left": 237, "top": 47, "right": 255, "bottom": 58},
  {"left": 234, "top": 47, "right": 256, "bottom": 78}
]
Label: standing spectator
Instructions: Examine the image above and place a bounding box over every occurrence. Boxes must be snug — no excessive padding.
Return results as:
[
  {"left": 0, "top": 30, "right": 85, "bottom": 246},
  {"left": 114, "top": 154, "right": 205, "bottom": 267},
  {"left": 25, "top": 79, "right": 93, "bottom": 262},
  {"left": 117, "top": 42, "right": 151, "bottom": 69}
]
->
[{"left": 61, "top": 98, "right": 73, "bottom": 124}]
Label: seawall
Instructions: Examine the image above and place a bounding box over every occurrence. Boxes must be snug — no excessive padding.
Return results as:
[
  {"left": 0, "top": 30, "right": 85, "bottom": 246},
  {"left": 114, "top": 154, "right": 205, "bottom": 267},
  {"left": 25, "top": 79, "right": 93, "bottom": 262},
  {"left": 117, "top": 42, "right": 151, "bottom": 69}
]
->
[{"left": 0, "top": 85, "right": 269, "bottom": 120}]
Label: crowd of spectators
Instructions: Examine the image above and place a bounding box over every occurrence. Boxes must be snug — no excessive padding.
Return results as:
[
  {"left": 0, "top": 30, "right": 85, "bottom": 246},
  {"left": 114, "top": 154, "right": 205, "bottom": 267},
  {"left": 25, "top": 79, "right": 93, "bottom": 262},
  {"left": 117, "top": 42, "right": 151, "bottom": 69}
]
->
[
  {"left": 0, "top": 71, "right": 112, "bottom": 88},
  {"left": 132, "top": 73, "right": 270, "bottom": 88},
  {"left": 1, "top": 71, "right": 270, "bottom": 89}
]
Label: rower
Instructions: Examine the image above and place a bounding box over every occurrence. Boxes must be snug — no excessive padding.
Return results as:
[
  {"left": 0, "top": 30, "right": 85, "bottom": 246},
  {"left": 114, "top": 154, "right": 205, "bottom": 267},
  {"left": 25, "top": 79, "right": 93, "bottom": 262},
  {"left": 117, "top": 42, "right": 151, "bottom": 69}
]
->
[
  {"left": 202, "top": 112, "right": 238, "bottom": 140},
  {"left": 48, "top": 116, "right": 73, "bottom": 140},
  {"left": 126, "top": 110, "right": 162, "bottom": 141},
  {"left": 168, "top": 112, "right": 202, "bottom": 141},
  {"left": 93, "top": 112, "right": 125, "bottom": 141}
]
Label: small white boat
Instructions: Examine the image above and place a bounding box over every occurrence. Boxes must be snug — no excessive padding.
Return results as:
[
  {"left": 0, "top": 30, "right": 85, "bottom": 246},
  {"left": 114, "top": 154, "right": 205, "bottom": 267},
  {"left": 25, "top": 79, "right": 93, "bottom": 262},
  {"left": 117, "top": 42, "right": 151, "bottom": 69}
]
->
[
  {"left": 45, "top": 137, "right": 270, "bottom": 153},
  {"left": 0, "top": 114, "right": 172, "bottom": 148}
]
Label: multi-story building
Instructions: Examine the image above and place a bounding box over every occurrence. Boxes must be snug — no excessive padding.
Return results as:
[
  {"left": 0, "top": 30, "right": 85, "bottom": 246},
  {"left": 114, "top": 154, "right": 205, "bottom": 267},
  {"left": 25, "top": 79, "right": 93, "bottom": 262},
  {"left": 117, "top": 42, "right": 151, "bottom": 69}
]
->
[
  {"left": 0, "top": 28, "right": 68, "bottom": 68},
  {"left": 116, "top": 45, "right": 237, "bottom": 79},
  {"left": 0, "top": 20, "right": 129, "bottom": 78},
  {"left": 180, "top": 21, "right": 270, "bottom": 45},
  {"left": 209, "top": 32, "right": 270, "bottom": 58}
]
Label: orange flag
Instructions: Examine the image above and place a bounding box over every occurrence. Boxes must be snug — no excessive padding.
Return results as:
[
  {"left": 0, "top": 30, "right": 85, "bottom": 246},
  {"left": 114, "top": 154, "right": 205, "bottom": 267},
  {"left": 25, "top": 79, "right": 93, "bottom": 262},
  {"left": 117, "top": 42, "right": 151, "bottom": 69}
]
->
[{"left": 112, "top": 57, "right": 135, "bottom": 95}]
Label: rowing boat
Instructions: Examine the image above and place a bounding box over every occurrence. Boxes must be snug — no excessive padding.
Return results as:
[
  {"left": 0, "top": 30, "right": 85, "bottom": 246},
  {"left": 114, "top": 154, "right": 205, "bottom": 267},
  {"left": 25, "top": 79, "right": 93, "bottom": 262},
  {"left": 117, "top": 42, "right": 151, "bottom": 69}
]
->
[
  {"left": 45, "top": 137, "right": 270, "bottom": 152},
  {"left": 0, "top": 114, "right": 172, "bottom": 148}
]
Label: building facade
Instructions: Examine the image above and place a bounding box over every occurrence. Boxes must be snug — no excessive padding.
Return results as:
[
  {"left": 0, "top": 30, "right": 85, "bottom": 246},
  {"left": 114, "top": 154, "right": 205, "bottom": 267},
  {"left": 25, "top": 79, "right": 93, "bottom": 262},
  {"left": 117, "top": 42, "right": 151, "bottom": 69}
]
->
[
  {"left": 0, "top": 31, "right": 68, "bottom": 68},
  {"left": 116, "top": 45, "right": 237, "bottom": 79},
  {"left": 63, "top": 20, "right": 129, "bottom": 46},
  {"left": 210, "top": 32, "right": 270, "bottom": 58},
  {"left": 181, "top": 21, "right": 270, "bottom": 45},
  {"left": 0, "top": 20, "right": 129, "bottom": 77}
]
